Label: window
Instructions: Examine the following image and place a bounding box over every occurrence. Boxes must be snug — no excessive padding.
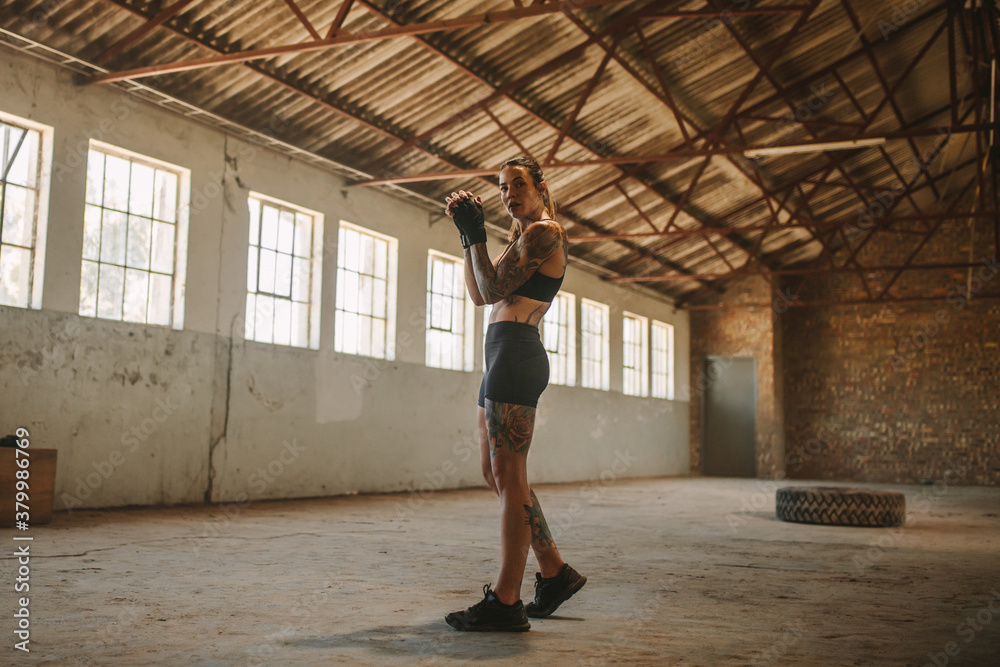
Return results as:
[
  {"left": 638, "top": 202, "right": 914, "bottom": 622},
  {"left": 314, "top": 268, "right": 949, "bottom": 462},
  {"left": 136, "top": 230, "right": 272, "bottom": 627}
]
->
[
  {"left": 0, "top": 114, "right": 49, "bottom": 309},
  {"left": 623, "top": 312, "right": 649, "bottom": 397},
  {"left": 541, "top": 292, "right": 576, "bottom": 386},
  {"left": 580, "top": 298, "right": 610, "bottom": 390},
  {"left": 426, "top": 250, "right": 474, "bottom": 371},
  {"left": 79, "top": 141, "right": 189, "bottom": 327},
  {"left": 652, "top": 320, "right": 675, "bottom": 399},
  {"left": 245, "top": 193, "right": 323, "bottom": 348},
  {"left": 335, "top": 221, "right": 397, "bottom": 359}
]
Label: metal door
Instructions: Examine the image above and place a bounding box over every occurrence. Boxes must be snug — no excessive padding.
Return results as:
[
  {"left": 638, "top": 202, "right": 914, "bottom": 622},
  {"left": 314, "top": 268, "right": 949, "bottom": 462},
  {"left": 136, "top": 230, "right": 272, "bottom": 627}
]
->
[{"left": 702, "top": 356, "right": 757, "bottom": 477}]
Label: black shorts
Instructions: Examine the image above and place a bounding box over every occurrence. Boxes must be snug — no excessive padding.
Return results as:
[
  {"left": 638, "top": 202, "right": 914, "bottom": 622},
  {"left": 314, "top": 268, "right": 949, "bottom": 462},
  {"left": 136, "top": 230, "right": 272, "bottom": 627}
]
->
[{"left": 478, "top": 321, "right": 550, "bottom": 409}]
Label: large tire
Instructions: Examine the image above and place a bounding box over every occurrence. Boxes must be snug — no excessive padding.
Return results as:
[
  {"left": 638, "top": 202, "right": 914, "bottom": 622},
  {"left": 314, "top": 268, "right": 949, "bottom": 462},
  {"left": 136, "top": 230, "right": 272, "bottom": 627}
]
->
[{"left": 776, "top": 486, "right": 906, "bottom": 527}]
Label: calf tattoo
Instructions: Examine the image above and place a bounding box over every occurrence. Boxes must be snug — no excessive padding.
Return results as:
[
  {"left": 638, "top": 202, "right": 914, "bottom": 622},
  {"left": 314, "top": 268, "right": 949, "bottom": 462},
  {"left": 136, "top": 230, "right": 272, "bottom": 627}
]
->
[
  {"left": 525, "top": 490, "right": 555, "bottom": 549},
  {"left": 486, "top": 401, "right": 535, "bottom": 459}
]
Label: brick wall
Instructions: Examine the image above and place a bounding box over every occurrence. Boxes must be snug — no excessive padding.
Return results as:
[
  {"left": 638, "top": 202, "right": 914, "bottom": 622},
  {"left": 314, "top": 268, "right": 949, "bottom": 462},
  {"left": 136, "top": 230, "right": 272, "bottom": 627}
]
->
[
  {"left": 687, "top": 276, "right": 785, "bottom": 479},
  {"left": 782, "top": 227, "right": 1000, "bottom": 485}
]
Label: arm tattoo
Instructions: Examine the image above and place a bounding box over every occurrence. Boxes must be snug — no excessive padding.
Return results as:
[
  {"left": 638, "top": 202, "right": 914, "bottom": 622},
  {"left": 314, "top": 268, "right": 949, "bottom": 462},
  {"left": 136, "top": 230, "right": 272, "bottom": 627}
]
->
[{"left": 470, "top": 223, "right": 562, "bottom": 303}]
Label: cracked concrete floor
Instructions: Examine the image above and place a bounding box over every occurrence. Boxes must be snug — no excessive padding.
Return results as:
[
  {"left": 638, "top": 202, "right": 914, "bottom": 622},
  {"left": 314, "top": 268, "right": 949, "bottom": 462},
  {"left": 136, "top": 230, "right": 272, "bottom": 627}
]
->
[{"left": 2, "top": 477, "right": 999, "bottom": 666}]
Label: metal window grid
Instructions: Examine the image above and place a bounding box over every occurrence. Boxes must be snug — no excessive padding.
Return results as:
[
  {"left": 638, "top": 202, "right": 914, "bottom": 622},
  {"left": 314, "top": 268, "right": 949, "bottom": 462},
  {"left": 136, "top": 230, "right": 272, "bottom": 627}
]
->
[
  {"left": 623, "top": 315, "right": 643, "bottom": 396},
  {"left": 246, "top": 196, "right": 315, "bottom": 347},
  {"left": 334, "top": 224, "right": 391, "bottom": 358},
  {"left": 426, "top": 254, "right": 467, "bottom": 371},
  {"left": 79, "top": 148, "right": 179, "bottom": 325},
  {"left": 651, "top": 321, "right": 674, "bottom": 399},
  {"left": 0, "top": 121, "right": 40, "bottom": 308},
  {"left": 542, "top": 293, "right": 572, "bottom": 386},
  {"left": 580, "top": 299, "right": 608, "bottom": 390}
]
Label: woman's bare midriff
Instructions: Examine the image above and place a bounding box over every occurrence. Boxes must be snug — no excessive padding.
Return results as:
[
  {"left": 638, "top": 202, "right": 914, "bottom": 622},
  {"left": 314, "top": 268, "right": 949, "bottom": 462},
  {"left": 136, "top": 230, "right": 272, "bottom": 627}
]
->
[
  {"left": 488, "top": 294, "right": 550, "bottom": 328},
  {"left": 488, "top": 254, "right": 565, "bottom": 327}
]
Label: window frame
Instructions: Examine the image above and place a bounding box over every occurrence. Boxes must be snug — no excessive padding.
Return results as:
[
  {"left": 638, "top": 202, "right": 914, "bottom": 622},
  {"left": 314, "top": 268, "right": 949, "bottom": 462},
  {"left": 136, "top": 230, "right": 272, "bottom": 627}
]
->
[
  {"left": 334, "top": 219, "right": 398, "bottom": 360},
  {"left": 622, "top": 311, "right": 649, "bottom": 397},
  {"left": 651, "top": 319, "right": 675, "bottom": 400},
  {"left": 0, "top": 110, "right": 53, "bottom": 310},
  {"left": 580, "top": 298, "right": 610, "bottom": 391},
  {"left": 541, "top": 291, "right": 576, "bottom": 386},
  {"left": 79, "top": 139, "right": 190, "bottom": 329},
  {"left": 426, "top": 249, "right": 475, "bottom": 372},
  {"left": 244, "top": 191, "right": 324, "bottom": 349}
]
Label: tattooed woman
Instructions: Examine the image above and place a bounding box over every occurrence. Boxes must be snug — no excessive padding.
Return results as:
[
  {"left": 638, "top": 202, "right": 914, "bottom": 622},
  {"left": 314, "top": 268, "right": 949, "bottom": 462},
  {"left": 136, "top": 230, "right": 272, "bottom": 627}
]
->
[{"left": 443, "top": 157, "right": 587, "bottom": 632}]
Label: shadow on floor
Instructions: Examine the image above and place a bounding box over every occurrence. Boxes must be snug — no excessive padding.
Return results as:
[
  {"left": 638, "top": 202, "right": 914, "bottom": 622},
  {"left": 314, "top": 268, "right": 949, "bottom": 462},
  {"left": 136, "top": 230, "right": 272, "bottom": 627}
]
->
[{"left": 288, "top": 621, "right": 537, "bottom": 660}]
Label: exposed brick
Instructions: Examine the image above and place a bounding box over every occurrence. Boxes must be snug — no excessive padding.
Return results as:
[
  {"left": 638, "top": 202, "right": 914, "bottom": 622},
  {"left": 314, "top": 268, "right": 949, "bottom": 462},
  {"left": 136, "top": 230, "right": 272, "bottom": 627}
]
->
[
  {"left": 688, "top": 277, "right": 784, "bottom": 479},
  {"left": 688, "top": 226, "right": 999, "bottom": 486},
  {"left": 783, "top": 229, "right": 1000, "bottom": 485}
]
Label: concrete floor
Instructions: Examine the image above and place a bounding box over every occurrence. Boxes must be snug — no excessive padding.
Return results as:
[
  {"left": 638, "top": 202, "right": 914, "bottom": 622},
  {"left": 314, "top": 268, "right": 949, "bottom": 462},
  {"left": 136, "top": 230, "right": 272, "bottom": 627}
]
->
[{"left": 2, "top": 477, "right": 999, "bottom": 666}]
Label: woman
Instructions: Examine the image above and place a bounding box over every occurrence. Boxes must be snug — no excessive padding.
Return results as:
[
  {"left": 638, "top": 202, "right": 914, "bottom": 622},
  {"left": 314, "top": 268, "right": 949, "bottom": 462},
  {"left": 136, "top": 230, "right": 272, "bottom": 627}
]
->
[{"left": 443, "top": 157, "right": 586, "bottom": 632}]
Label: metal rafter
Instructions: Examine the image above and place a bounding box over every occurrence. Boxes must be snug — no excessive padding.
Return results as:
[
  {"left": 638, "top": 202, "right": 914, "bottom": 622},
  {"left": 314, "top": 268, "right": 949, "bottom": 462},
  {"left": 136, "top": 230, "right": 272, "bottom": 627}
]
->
[
  {"left": 482, "top": 106, "right": 534, "bottom": 160},
  {"left": 282, "top": 0, "right": 321, "bottom": 40},
  {"left": 615, "top": 183, "right": 660, "bottom": 234},
  {"left": 567, "top": 150, "right": 982, "bottom": 244},
  {"left": 85, "top": 0, "right": 713, "bottom": 295},
  {"left": 613, "top": 259, "right": 993, "bottom": 282},
  {"left": 93, "top": 0, "right": 198, "bottom": 66},
  {"left": 326, "top": 0, "right": 356, "bottom": 39},
  {"left": 353, "top": 0, "right": 755, "bottom": 283},
  {"left": 641, "top": 6, "right": 810, "bottom": 19},
  {"left": 701, "top": 0, "right": 976, "bottom": 302},
  {"left": 544, "top": 34, "right": 620, "bottom": 165},
  {"left": 358, "top": 124, "right": 992, "bottom": 184},
  {"left": 567, "top": 0, "right": 947, "bottom": 292},
  {"left": 560, "top": 11, "right": 780, "bottom": 269},
  {"left": 756, "top": 155, "right": 981, "bottom": 264},
  {"left": 839, "top": 0, "right": 945, "bottom": 202},
  {"left": 634, "top": 24, "right": 693, "bottom": 145},
  {"left": 346, "top": 0, "right": 724, "bottom": 288},
  {"left": 71, "top": 0, "right": 994, "bottom": 302},
  {"left": 568, "top": 210, "right": 995, "bottom": 241},
  {"left": 709, "top": 0, "right": 820, "bottom": 141},
  {"left": 85, "top": 0, "right": 640, "bottom": 84}
]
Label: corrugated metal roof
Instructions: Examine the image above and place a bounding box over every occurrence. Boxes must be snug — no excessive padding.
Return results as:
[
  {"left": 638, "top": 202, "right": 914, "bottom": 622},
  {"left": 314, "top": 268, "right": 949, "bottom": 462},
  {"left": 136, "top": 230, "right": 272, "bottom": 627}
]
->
[{"left": 0, "top": 0, "right": 993, "bottom": 304}]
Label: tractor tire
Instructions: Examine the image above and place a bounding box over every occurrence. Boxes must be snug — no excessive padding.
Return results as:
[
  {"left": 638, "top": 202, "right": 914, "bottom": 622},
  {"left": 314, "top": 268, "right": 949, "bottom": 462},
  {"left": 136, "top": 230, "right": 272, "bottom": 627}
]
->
[{"left": 776, "top": 486, "right": 906, "bottom": 527}]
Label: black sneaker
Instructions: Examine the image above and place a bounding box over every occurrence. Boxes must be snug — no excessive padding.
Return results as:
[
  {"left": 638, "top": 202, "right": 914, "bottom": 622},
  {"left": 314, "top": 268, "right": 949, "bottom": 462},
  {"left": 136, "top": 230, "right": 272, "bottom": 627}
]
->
[
  {"left": 525, "top": 564, "right": 587, "bottom": 618},
  {"left": 445, "top": 584, "right": 531, "bottom": 632}
]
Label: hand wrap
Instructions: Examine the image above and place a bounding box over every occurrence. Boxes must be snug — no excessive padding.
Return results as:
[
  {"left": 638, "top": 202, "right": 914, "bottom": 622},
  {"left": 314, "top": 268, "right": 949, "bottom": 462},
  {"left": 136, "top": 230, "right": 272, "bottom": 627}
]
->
[{"left": 452, "top": 198, "right": 487, "bottom": 248}]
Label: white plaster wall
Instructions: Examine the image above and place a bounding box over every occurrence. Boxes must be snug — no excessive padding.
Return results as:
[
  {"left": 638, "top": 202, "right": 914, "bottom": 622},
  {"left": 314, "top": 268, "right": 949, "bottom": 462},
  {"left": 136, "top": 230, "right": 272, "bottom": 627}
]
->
[{"left": 0, "top": 49, "right": 689, "bottom": 510}]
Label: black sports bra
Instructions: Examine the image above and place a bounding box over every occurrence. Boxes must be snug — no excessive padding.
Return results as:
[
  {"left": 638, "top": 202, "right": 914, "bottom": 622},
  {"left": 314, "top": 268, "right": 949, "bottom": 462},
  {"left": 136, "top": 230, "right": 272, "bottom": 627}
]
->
[
  {"left": 499, "top": 221, "right": 566, "bottom": 302},
  {"left": 513, "top": 269, "right": 564, "bottom": 302}
]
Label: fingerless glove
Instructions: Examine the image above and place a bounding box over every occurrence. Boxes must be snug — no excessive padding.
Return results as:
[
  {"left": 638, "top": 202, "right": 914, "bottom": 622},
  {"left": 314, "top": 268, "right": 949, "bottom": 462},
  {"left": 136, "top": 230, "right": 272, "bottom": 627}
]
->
[{"left": 453, "top": 198, "right": 487, "bottom": 248}]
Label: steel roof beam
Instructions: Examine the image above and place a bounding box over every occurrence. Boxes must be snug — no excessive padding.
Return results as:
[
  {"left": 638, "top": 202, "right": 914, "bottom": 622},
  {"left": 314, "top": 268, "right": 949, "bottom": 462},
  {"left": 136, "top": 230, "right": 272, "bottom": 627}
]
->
[
  {"left": 567, "top": 211, "right": 996, "bottom": 241},
  {"left": 93, "top": 0, "right": 198, "bottom": 66},
  {"left": 326, "top": 0, "right": 356, "bottom": 39},
  {"left": 681, "top": 292, "right": 1000, "bottom": 310},
  {"left": 85, "top": 0, "right": 639, "bottom": 84},
  {"left": 282, "top": 0, "right": 321, "bottom": 41},
  {"left": 611, "top": 260, "right": 996, "bottom": 282},
  {"left": 355, "top": 123, "right": 997, "bottom": 184}
]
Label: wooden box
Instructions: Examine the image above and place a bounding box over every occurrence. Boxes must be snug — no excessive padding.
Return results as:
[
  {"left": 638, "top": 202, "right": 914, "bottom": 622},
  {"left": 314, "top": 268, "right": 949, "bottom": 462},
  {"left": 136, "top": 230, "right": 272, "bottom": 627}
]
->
[{"left": 1, "top": 448, "right": 58, "bottom": 526}]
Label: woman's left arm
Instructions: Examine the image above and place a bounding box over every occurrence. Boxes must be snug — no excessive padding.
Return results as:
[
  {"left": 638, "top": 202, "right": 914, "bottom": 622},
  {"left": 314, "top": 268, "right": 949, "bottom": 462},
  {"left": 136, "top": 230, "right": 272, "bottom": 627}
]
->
[{"left": 469, "top": 221, "right": 562, "bottom": 304}]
